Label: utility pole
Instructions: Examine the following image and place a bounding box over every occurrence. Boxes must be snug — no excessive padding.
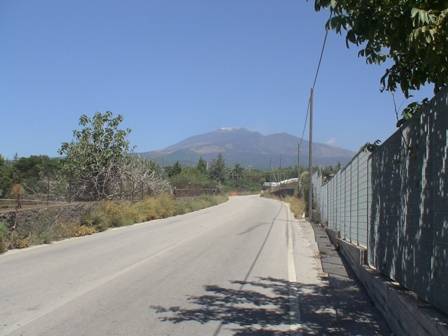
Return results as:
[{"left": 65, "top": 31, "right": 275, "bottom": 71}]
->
[
  {"left": 279, "top": 156, "right": 282, "bottom": 182},
  {"left": 297, "top": 142, "right": 300, "bottom": 193},
  {"left": 308, "top": 88, "right": 314, "bottom": 221}
]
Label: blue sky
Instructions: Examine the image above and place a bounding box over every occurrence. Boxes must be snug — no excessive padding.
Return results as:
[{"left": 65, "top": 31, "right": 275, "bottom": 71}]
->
[{"left": 0, "top": 0, "right": 432, "bottom": 158}]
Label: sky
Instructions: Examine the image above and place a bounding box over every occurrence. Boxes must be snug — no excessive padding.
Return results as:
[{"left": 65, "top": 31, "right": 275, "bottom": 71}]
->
[{"left": 0, "top": 0, "right": 433, "bottom": 158}]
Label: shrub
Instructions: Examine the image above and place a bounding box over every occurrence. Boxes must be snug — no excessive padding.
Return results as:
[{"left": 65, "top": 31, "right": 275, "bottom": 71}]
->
[
  {"left": 2, "top": 194, "right": 228, "bottom": 251},
  {"left": 39, "top": 231, "right": 54, "bottom": 244},
  {"left": 13, "top": 236, "right": 30, "bottom": 249},
  {"left": 285, "top": 196, "right": 305, "bottom": 219},
  {"left": 0, "top": 221, "right": 8, "bottom": 253},
  {"left": 73, "top": 225, "right": 97, "bottom": 237}
]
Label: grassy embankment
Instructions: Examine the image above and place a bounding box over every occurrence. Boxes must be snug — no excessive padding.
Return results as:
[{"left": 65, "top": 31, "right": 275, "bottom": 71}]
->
[
  {"left": 0, "top": 194, "right": 228, "bottom": 253},
  {"left": 262, "top": 193, "right": 305, "bottom": 219},
  {"left": 284, "top": 195, "right": 305, "bottom": 219}
]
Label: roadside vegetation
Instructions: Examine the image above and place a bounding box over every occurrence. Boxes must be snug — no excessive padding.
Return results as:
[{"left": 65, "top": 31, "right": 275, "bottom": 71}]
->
[
  {"left": 261, "top": 167, "right": 314, "bottom": 219},
  {"left": 82, "top": 194, "right": 227, "bottom": 231},
  {"left": 285, "top": 195, "right": 306, "bottom": 219},
  {"left": 0, "top": 194, "right": 227, "bottom": 253},
  {"left": 263, "top": 192, "right": 306, "bottom": 219},
  {"left": 0, "top": 110, "right": 341, "bottom": 254}
]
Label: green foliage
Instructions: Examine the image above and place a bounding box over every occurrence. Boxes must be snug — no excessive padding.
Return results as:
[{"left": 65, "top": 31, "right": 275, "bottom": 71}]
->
[
  {"left": 0, "top": 154, "right": 64, "bottom": 199},
  {"left": 0, "top": 155, "right": 13, "bottom": 198},
  {"left": 314, "top": 0, "right": 448, "bottom": 100},
  {"left": 0, "top": 221, "right": 8, "bottom": 253},
  {"left": 169, "top": 167, "right": 217, "bottom": 189},
  {"left": 230, "top": 164, "right": 244, "bottom": 186},
  {"left": 166, "top": 161, "right": 182, "bottom": 178},
  {"left": 59, "top": 111, "right": 131, "bottom": 200},
  {"left": 82, "top": 201, "right": 141, "bottom": 230},
  {"left": 13, "top": 155, "right": 60, "bottom": 181},
  {"left": 196, "top": 157, "right": 207, "bottom": 175},
  {"left": 209, "top": 154, "right": 226, "bottom": 183},
  {"left": 82, "top": 194, "right": 227, "bottom": 232}
]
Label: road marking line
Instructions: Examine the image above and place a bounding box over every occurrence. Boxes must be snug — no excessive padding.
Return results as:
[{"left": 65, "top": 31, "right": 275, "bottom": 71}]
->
[
  {"left": 212, "top": 202, "right": 284, "bottom": 336},
  {"left": 287, "top": 207, "right": 303, "bottom": 336}
]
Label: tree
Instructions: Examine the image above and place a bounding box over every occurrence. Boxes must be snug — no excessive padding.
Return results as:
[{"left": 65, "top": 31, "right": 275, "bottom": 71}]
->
[
  {"left": 122, "top": 157, "right": 170, "bottom": 200},
  {"left": 196, "top": 157, "right": 207, "bottom": 175},
  {"left": 0, "top": 155, "right": 12, "bottom": 198},
  {"left": 58, "top": 111, "right": 131, "bottom": 201},
  {"left": 314, "top": 1, "right": 448, "bottom": 107},
  {"left": 167, "top": 161, "right": 182, "bottom": 178},
  {"left": 231, "top": 164, "right": 244, "bottom": 186},
  {"left": 12, "top": 155, "right": 61, "bottom": 195},
  {"left": 209, "top": 154, "right": 226, "bottom": 183}
]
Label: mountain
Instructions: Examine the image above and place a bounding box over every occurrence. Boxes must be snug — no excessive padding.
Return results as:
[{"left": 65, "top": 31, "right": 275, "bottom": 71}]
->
[{"left": 139, "top": 128, "right": 354, "bottom": 169}]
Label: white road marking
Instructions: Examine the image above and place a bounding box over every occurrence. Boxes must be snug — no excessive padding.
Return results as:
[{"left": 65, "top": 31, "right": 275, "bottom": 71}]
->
[{"left": 287, "top": 207, "right": 303, "bottom": 336}]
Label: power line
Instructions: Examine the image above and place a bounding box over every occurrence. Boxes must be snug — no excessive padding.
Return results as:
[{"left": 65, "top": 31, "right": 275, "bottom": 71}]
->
[
  {"left": 312, "top": 26, "right": 330, "bottom": 90},
  {"left": 298, "top": 14, "right": 331, "bottom": 220},
  {"left": 298, "top": 15, "right": 331, "bottom": 150},
  {"left": 298, "top": 98, "right": 310, "bottom": 147}
]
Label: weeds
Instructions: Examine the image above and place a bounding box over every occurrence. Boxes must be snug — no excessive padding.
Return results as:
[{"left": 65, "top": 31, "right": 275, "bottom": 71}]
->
[
  {"left": 0, "top": 194, "right": 228, "bottom": 254},
  {"left": 83, "top": 194, "right": 227, "bottom": 231},
  {"left": 0, "top": 222, "right": 7, "bottom": 253},
  {"left": 284, "top": 195, "right": 305, "bottom": 219},
  {"left": 262, "top": 193, "right": 305, "bottom": 219}
]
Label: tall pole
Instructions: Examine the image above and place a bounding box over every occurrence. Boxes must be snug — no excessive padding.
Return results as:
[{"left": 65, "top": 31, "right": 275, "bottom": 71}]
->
[
  {"left": 297, "top": 143, "right": 300, "bottom": 170},
  {"left": 297, "top": 142, "right": 300, "bottom": 193},
  {"left": 308, "top": 88, "right": 314, "bottom": 221}
]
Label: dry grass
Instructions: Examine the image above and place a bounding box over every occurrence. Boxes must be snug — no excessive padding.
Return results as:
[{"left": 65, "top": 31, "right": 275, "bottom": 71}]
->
[
  {"left": 261, "top": 192, "right": 305, "bottom": 219},
  {"left": 284, "top": 195, "right": 305, "bottom": 219},
  {"left": 0, "top": 194, "right": 228, "bottom": 254},
  {"left": 82, "top": 194, "right": 228, "bottom": 231}
]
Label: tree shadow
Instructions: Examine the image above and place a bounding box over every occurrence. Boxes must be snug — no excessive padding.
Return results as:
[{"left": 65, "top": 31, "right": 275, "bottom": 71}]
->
[
  {"left": 370, "top": 88, "right": 448, "bottom": 315},
  {"left": 152, "top": 276, "right": 386, "bottom": 335}
]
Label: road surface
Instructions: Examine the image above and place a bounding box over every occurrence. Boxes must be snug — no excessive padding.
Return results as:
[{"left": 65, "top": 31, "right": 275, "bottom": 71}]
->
[{"left": 0, "top": 195, "right": 378, "bottom": 335}]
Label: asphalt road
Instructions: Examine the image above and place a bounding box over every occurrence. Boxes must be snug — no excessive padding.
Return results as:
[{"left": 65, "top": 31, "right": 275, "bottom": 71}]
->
[{"left": 0, "top": 196, "right": 331, "bottom": 335}]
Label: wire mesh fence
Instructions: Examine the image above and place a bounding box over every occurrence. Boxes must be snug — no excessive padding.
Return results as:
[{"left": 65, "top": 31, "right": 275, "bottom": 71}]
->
[
  {"left": 311, "top": 88, "right": 448, "bottom": 315},
  {"left": 312, "top": 147, "right": 371, "bottom": 247}
]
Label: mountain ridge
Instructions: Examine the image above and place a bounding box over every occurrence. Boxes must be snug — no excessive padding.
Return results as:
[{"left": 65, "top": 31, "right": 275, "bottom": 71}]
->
[{"left": 139, "top": 128, "right": 354, "bottom": 169}]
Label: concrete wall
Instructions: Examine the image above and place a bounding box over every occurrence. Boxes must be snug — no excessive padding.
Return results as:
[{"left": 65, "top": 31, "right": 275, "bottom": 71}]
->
[
  {"left": 369, "top": 88, "right": 448, "bottom": 315},
  {"left": 328, "top": 229, "right": 448, "bottom": 336}
]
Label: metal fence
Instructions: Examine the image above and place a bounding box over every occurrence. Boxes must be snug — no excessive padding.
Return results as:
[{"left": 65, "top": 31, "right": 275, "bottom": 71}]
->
[
  {"left": 312, "top": 148, "right": 371, "bottom": 247},
  {"left": 311, "top": 88, "right": 448, "bottom": 315}
]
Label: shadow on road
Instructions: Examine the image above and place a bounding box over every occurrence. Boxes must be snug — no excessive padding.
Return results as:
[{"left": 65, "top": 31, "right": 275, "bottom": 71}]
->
[{"left": 152, "top": 276, "right": 386, "bottom": 335}]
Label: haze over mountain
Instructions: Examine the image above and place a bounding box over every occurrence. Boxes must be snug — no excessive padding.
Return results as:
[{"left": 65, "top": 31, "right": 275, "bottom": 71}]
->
[{"left": 139, "top": 128, "right": 354, "bottom": 169}]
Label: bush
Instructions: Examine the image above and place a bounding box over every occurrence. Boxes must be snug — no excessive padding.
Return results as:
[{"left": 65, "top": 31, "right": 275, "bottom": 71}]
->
[
  {"left": 73, "top": 225, "right": 97, "bottom": 237},
  {"left": 39, "top": 230, "right": 54, "bottom": 244},
  {"left": 11, "top": 234, "right": 30, "bottom": 249},
  {"left": 285, "top": 196, "right": 305, "bottom": 219},
  {"left": 3, "top": 194, "right": 228, "bottom": 251},
  {"left": 82, "top": 201, "right": 137, "bottom": 231},
  {"left": 0, "top": 221, "right": 8, "bottom": 253}
]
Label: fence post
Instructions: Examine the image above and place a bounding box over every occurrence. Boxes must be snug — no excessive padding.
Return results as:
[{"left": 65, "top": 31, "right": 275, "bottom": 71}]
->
[
  {"left": 350, "top": 165, "right": 353, "bottom": 243},
  {"left": 367, "top": 154, "right": 371, "bottom": 265},
  {"left": 336, "top": 174, "right": 339, "bottom": 232},
  {"left": 326, "top": 183, "right": 329, "bottom": 224},
  {"left": 357, "top": 156, "right": 360, "bottom": 245},
  {"left": 344, "top": 171, "right": 347, "bottom": 239}
]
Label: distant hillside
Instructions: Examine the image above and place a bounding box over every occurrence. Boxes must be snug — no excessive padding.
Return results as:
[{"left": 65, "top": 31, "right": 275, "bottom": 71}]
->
[{"left": 139, "top": 128, "right": 354, "bottom": 169}]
